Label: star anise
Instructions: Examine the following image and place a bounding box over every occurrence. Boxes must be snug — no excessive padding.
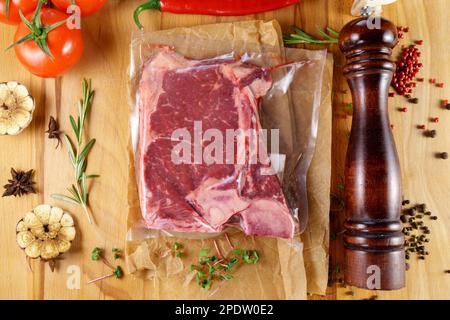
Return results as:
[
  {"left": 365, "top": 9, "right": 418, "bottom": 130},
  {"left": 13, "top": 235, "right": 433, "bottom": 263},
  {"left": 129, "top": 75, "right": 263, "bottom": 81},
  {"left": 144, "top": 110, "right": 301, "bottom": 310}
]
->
[
  {"left": 2, "top": 168, "right": 36, "bottom": 197},
  {"left": 46, "top": 116, "right": 62, "bottom": 149}
]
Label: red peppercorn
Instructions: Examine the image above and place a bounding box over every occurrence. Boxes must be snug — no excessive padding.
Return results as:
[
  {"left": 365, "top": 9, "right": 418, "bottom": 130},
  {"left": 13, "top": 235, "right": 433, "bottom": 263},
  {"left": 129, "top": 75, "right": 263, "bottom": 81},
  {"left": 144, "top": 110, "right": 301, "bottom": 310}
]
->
[
  {"left": 418, "top": 125, "right": 426, "bottom": 130},
  {"left": 417, "top": 78, "right": 424, "bottom": 82},
  {"left": 392, "top": 45, "right": 423, "bottom": 96},
  {"left": 389, "top": 92, "right": 395, "bottom": 97},
  {"left": 415, "top": 40, "right": 424, "bottom": 45},
  {"left": 437, "top": 83, "right": 444, "bottom": 88},
  {"left": 390, "top": 124, "right": 395, "bottom": 130},
  {"left": 432, "top": 117, "right": 439, "bottom": 123},
  {"left": 399, "top": 107, "right": 408, "bottom": 112},
  {"left": 430, "top": 78, "right": 436, "bottom": 84}
]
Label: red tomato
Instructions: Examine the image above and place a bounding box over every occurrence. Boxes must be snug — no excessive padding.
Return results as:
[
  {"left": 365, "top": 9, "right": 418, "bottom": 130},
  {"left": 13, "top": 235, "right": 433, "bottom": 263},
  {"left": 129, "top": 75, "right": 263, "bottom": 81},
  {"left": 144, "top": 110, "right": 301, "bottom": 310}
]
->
[
  {"left": 51, "top": 0, "right": 108, "bottom": 17},
  {"left": 14, "top": 8, "right": 83, "bottom": 78},
  {"left": 0, "top": 0, "right": 39, "bottom": 25}
]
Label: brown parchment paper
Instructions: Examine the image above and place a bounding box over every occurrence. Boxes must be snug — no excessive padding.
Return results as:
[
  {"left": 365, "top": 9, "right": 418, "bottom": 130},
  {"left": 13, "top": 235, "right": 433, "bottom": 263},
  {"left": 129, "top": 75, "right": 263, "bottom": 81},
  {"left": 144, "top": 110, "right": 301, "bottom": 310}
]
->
[
  {"left": 302, "top": 54, "right": 333, "bottom": 295},
  {"left": 126, "top": 20, "right": 332, "bottom": 299}
]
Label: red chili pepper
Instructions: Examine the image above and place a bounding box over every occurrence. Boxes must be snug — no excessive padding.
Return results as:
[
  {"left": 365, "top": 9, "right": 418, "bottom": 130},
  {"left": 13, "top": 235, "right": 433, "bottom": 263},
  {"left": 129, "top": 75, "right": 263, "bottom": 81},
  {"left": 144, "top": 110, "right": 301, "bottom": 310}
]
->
[{"left": 134, "top": 0, "right": 299, "bottom": 29}]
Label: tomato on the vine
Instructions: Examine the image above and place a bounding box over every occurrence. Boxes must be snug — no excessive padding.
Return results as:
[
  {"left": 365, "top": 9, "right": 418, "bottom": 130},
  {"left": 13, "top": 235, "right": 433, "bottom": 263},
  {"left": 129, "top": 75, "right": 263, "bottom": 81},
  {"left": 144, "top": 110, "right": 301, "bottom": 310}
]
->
[
  {"left": 0, "top": 0, "right": 39, "bottom": 25},
  {"left": 51, "top": 0, "right": 108, "bottom": 17},
  {"left": 12, "top": 6, "right": 83, "bottom": 78}
]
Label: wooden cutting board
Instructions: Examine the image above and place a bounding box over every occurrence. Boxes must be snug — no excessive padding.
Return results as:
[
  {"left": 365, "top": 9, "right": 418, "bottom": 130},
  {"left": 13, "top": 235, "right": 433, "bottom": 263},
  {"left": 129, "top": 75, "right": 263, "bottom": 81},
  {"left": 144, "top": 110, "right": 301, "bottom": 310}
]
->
[{"left": 0, "top": 0, "right": 449, "bottom": 300}]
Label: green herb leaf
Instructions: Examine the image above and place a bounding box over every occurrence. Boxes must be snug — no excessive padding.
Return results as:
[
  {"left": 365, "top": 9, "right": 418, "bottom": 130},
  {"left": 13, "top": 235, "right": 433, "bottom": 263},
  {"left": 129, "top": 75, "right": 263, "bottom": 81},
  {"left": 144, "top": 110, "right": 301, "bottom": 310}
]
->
[
  {"left": 78, "top": 139, "right": 96, "bottom": 163},
  {"left": 63, "top": 134, "right": 77, "bottom": 166},
  {"left": 208, "top": 265, "right": 216, "bottom": 274},
  {"left": 196, "top": 271, "right": 202, "bottom": 284},
  {"left": 199, "top": 248, "right": 209, "bottom": 257},
  {"left": 219, "top": 274, "right": 234, "bottom": 281},
  {"left": 112, "top": 248, "right": 121, "bottom": 260},
  {"left": 69, "top": 115, "right": 79, "bottom": 138},
  {"left": 51, "top": 193, "right": 80, "bottom": 205},
  {"left": 113, "top": 266, "right": 124, "bottom": 279},
  {"left": 91, "top": 247, "right": 101, "bottom": 261},
  {"left": 201, "top": 278, "right": 212, "bottom": 290},
  {"left": 243, "top": 250, "right": 259, "bottom": 264},
  {"left": 225, "top": 258, "right": 238, "bottom": 271}
]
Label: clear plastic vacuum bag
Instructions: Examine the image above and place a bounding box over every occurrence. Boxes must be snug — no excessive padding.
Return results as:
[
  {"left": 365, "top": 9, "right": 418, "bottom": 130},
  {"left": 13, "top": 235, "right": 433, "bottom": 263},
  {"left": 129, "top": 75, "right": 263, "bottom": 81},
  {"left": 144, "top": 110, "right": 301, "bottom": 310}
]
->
[{"left": 128, "top": 32, "right": 327, "bottom": 241}]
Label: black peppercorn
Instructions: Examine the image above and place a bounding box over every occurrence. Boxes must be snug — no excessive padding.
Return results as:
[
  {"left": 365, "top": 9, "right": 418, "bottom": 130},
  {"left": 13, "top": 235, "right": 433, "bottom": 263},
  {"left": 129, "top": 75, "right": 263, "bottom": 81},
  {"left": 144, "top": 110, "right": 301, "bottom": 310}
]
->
[
  {"left": 409, "top": 98, "right": 419, "bottom": 104},
  {"left": 402, "top": 200, "right": 410, "bottom": 206},
  {"left": 425, "top": 129, "right": 437, "bottom": 138},
  {"left": 416, "top": 203, "right": 426, "bottom": 212},
  {"left": 439, "top": 152, "right": 448, "bottom": 159},
  {"left": 446, "top": 104, "right": 450, "bottom": 110}
]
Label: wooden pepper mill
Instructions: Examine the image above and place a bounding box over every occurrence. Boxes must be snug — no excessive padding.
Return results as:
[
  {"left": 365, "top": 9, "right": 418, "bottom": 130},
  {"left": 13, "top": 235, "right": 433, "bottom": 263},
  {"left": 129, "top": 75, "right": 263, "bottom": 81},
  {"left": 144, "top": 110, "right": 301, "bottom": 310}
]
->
[{"left": 339, "top": 17, "right": 405, "bottom": 290}]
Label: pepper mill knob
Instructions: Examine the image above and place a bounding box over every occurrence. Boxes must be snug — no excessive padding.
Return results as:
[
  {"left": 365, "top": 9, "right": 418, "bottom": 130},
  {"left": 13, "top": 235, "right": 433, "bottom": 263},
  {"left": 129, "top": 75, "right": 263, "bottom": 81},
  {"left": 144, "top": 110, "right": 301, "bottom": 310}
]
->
[{"left": 339, "top": 17, "right": 405, "bottom": 290}]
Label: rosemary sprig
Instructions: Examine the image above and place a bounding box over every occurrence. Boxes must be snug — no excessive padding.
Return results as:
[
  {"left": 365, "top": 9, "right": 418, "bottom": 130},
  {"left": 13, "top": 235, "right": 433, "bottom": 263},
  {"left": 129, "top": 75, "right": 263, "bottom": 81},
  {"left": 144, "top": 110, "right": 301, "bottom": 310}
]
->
[
  {"left": 52, "top": 79, "right": 99, "bottom": 224},
  {"left": 284, "top": 25, "right": 340, "bottom": 45}
]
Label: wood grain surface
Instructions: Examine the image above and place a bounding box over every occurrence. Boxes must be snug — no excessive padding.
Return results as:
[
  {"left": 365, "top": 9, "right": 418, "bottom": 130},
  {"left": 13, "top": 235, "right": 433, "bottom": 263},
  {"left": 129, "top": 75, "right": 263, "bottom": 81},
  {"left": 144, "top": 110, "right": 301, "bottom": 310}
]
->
[{"left": 0, "top": 0, "right": 449, "bottom": 300}]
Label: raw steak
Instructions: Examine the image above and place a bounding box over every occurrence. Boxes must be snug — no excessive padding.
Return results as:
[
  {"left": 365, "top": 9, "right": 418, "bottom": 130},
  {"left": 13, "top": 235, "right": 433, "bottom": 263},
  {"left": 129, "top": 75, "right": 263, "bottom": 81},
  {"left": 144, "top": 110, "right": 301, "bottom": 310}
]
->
[{"left": 137, "top": 47, "right": 295, "bottom": 238}]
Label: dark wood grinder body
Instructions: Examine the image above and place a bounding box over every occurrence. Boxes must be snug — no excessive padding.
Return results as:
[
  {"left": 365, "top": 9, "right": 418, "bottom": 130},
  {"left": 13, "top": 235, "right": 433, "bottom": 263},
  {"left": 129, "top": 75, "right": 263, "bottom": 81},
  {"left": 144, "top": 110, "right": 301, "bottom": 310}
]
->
[{"left": 339, "top": 17, "right": 405, "bottom": 290}]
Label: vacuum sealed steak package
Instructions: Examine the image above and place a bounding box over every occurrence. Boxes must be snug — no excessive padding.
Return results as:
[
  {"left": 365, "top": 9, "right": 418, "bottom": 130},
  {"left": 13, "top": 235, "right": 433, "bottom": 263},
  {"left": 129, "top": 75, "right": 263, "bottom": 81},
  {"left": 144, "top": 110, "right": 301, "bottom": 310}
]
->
[
  {"left": 129, "top": 26, "right": 326, "bottom": 241},
  {"left": 137, "top": 47, "right": 296, "bottom": 238},
  {"left": 126, "top": 21, "right": 330, "bottom": 299}
]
